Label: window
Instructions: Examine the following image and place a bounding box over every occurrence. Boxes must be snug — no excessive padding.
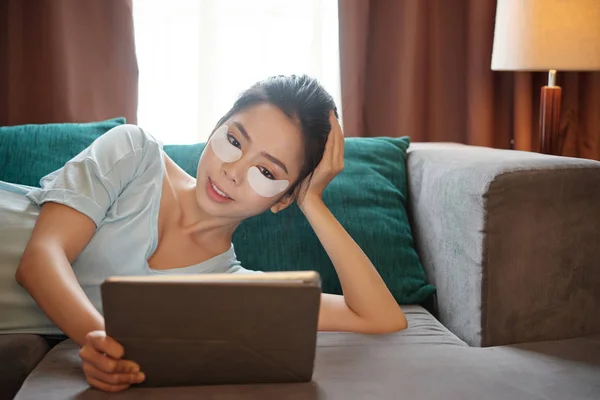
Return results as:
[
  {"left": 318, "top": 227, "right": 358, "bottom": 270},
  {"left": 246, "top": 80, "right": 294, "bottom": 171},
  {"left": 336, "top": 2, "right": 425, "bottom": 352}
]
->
[{"left": 133, "top": 0, "right": 341, "bottom": 144}]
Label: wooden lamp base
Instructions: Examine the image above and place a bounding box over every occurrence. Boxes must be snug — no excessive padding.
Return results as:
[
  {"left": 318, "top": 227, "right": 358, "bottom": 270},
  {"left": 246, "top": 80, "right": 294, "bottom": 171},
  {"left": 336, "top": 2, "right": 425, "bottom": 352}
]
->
[{"left": 538, "top": 70, "right": 562, "bottom": 155}]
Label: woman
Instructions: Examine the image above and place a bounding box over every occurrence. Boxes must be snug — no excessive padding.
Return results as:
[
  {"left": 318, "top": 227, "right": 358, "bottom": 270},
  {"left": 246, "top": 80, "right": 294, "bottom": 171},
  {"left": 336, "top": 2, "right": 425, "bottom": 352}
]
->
[{"left": 1, "top": 75, "right": 406, "bottom": 392}]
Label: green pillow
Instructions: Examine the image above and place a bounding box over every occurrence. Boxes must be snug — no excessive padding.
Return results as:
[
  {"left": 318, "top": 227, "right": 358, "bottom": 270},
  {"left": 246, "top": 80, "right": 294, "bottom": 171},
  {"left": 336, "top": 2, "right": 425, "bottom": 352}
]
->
[
  {"left": 165, "top": 137, "right": 435, "bottom": 305},
  {"left": 0, "top": 118, "right": 126, "bottom": 186}
]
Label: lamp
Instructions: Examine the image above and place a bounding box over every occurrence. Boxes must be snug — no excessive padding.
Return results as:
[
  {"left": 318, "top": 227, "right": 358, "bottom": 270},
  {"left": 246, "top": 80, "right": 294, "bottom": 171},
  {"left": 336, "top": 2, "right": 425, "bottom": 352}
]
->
[{"left": 491, "top": 0, "right": 600, "bottom": 155}]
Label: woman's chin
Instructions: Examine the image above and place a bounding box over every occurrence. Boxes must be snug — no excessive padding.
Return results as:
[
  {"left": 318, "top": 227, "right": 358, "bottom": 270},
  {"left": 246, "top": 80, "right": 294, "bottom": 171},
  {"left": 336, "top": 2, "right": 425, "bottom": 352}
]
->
[{"left": 195, "top": 190, "right": 239, "bottom": 219}]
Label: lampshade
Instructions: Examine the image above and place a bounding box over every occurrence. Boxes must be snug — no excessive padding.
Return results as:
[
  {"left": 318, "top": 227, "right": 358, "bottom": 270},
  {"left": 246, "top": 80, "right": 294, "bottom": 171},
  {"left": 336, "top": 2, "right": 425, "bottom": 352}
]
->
[{"left": 491, "top": 0, "right": 600, "bottom": 71}]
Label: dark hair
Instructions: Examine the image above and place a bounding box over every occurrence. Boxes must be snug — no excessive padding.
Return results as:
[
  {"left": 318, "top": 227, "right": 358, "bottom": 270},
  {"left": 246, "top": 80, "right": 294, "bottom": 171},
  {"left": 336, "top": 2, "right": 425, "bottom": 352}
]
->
[{"left": 215, "top": 74, "right": 338, "bottom": 200}]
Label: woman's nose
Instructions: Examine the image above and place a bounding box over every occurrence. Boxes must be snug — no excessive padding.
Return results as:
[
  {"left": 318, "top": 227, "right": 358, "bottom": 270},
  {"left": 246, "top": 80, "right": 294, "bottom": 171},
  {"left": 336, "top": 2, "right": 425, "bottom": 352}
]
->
[{"left": 222, "top": 162, "right": 244, "bottom": 185}]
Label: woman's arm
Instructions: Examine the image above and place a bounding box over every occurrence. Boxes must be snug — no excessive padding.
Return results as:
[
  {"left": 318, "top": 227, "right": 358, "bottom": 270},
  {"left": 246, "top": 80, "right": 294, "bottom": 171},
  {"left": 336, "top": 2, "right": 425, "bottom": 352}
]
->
[
  {"left": 300, "top": 197, "right": 407, "bottom": 334},
  {"left": 16, "top": 202, "right": 144, "bottom": 391},
  {"left": 16, "top": 202, "right": 104, "bottom": 344},
  {"left": 17, "top": 124, "right": 157, "bottom": 343},
  {"left": 297, "top": 111, "right": 407, "bottom": 334}
]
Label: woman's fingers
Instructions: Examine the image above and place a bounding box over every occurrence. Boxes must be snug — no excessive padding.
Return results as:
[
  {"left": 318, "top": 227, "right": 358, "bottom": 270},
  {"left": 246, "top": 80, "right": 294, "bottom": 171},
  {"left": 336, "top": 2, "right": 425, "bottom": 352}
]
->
[
  {"left": 329, "top": 111, "right": 344, "bottom": 171},
  {"left": 323, "top": 116, "right": 336, "bottom": 164},
  {"left": 116, "top": 359, "right": 142, "bottom": 373},
  {"left": 84, "top": 375, "right": 130, "bottom": 393},
  {"left": 80, "top": 330, "right": 141, "bottom": 370},
  {"left": 78, "top": 330, "right": 145, "bottom": 392},
  {"left": 79, "top": 344, "right": 117, "bottom": 373},
  {"left": 79, "top": 346, "right": 145, "bottom": 392},
  {"left": 86, "top": 331, "right": 124, "bottom": 360},
  {"left": 299, "top": 110, "right": 345, "bottom": 200},
  {"left": 79, "top": 345, "right": 136, "bottom": 374},
  {"left": 83, "top": 361, "right": 145, "bottom": 386}
]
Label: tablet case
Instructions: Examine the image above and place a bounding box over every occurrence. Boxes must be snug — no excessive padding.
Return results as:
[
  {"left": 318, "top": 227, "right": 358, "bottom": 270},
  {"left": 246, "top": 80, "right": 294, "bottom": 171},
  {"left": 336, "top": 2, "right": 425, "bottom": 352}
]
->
[{"left": 101, "top": 271, "right": 322, "bottom": 388}]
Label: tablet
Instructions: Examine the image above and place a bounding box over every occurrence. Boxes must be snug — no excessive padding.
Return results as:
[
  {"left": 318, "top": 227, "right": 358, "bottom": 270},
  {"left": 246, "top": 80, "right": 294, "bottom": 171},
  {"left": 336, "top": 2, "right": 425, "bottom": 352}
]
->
[{"left": 100, "top": 270, "right": 322, "bottom": 388}]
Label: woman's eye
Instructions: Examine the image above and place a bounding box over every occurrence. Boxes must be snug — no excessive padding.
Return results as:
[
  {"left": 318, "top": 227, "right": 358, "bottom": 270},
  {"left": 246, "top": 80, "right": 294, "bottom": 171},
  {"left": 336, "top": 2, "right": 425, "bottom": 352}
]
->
[
  {"left": 259, "top": 166, "right": 274, "bottom": 180},
  {"left": 227, "top": 133, "right": 241, "bottom": 148}
]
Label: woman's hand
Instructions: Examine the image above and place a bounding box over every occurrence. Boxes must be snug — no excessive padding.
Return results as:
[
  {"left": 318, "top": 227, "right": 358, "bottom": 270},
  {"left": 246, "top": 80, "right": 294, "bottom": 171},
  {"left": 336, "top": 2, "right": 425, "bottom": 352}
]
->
[
  {"left": 297, "top": 110, "right": 344, "bottom": 210},
  {"left": 79, "top": 331, "right": 145, "bottom": 392}
]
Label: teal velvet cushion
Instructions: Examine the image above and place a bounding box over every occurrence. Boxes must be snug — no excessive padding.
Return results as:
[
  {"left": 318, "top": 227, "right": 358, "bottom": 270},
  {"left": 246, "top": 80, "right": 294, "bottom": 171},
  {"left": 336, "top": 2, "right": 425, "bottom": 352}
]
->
[
  {"left": 165, "top": 137, "right": 435, "bottom": 305},
  {"left": 0, "top": 118, "right": 126, "bottom": 186}
]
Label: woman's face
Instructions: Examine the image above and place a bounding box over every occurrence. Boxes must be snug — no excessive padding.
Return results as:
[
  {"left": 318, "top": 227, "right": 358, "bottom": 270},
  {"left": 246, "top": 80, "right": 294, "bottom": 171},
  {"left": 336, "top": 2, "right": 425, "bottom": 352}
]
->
[{"left": 195, "top": 103, "right": 304, "bottom": 220}]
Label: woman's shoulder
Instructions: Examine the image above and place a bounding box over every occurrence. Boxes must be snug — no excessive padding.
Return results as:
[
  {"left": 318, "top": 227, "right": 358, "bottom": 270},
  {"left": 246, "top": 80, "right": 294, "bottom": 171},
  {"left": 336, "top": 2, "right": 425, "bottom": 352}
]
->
[
  {"left": 95, "top": 124, "right": 164, "bottom": 160},
  {"left": 74, "top": 123, "right": 166, "bottom": 183},
  {"left": 24, "top": 124, "right": 166, "bottom": 228}
]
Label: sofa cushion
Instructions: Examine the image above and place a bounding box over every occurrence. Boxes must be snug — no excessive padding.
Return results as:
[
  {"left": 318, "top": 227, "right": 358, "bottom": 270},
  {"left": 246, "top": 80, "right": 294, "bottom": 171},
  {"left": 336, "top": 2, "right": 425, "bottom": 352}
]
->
[
  {"left": 164, "top": 137, "right": 435, "bottom": 304},
  {"left": 0, "top": 334, "right": 51, "bottom": 399},
  {"left": 13, "top": 306, "right": 464, "bottom": 399},
  {"left": 0, "top": 117, "right": 126, "bottom": 187},
  {"left": 14, "top": 307, "right": 600, "bottom": 400}
]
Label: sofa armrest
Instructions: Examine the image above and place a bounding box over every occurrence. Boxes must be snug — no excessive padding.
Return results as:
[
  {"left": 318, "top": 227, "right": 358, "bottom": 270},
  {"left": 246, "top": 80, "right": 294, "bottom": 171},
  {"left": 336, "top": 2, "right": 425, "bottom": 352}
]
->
[{"left": 407, "top": 143, "right": 600, "bottom": 347}]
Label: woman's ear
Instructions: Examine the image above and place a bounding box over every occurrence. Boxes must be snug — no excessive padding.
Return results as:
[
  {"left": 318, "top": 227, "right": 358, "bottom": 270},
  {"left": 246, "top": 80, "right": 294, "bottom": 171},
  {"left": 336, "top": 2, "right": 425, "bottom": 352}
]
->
[{"left": 270, "top": 193, "right": 295, "bottom": 214}]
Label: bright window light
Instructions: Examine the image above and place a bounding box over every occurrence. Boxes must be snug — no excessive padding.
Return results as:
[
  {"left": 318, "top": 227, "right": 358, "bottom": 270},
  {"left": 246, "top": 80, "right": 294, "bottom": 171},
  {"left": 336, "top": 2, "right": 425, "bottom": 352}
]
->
[{"left": 133, "top": 0, "right": 341, "bottom": 144}]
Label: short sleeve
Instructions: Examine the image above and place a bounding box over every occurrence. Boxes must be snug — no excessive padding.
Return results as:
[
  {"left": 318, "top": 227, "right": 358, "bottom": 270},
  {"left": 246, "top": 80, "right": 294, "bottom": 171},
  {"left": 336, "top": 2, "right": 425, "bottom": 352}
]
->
[
  {"left": 26, "top": 124, "right": 163, "bottom": 227},
  {"left": 225, "top": 263, "right": 264, "bottom": 274}
]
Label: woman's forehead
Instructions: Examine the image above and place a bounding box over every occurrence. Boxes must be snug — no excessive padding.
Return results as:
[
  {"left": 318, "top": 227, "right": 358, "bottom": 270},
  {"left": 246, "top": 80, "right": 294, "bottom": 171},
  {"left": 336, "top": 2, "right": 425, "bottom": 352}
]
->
[{"left": 230, "top": 104, "right": 298, "bottom": 136}]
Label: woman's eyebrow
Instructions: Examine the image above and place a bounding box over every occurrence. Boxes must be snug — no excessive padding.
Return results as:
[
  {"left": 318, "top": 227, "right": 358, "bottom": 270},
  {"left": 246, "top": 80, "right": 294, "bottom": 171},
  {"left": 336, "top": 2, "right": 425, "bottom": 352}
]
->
[
  {"left": 261, "top": 152, "right": 288, "bottom": 175},
  {"left": 232, "top": 121, "right": 251, "bottom": 143}
]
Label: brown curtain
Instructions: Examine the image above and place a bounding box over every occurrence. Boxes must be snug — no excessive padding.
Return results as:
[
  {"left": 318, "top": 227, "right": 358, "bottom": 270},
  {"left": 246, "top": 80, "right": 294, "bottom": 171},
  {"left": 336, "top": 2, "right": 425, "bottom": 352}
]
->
[
  {"left": 0, "top": 0, "right": 138, "bottom": 126},
  {"left": 338, "top": 0, "right": 600, "bottom": 160}
]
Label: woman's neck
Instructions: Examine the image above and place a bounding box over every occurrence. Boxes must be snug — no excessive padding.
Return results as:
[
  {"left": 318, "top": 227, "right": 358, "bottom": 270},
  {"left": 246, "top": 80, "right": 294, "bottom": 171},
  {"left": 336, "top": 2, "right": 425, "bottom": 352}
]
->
[{"left": 175, "top": 181, "right": 240, "bottom": 242}]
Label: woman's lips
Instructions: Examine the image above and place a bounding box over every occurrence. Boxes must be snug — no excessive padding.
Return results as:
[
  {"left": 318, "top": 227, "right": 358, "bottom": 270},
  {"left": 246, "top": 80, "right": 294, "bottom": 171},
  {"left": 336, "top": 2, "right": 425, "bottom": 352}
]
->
[{"left": 207, "top": 177, "right": 234, "bottom": 202}]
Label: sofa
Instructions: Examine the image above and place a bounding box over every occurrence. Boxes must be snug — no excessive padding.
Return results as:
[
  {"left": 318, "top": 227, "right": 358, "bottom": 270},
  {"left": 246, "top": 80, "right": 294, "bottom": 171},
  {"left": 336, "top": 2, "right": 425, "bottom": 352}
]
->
[{"left": 1, "top": 119, "right": 599, "bottom": 399}]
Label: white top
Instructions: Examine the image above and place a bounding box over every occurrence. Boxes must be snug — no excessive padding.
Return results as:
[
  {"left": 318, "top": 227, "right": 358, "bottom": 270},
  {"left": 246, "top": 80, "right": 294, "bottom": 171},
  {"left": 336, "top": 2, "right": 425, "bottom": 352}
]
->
[{"left": 0, "top": 124, "right": 257, "bottom": 336}]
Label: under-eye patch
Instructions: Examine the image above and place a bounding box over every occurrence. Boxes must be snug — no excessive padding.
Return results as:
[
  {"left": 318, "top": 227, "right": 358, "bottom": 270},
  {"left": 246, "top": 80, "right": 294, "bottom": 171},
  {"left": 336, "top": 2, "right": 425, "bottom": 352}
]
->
[
  {"left": 247, "top": 166, "right": 289, "bottom": 198},
  {"left": 210, "top": 125, "right": 242, "bottom": 162}
]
